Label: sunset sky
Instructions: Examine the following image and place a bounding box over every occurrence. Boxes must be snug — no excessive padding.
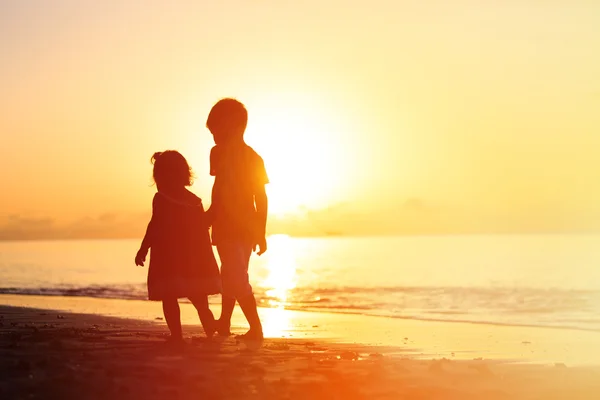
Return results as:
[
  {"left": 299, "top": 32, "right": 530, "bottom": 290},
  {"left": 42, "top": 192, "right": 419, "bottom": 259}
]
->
[{"left": 1, "top": 1, "right": 599, "bottom": 239}]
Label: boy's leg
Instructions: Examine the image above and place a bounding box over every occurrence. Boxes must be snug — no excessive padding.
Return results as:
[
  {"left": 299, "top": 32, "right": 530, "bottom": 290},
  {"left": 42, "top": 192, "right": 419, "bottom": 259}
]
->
[
  {"left": 162, "top": 298, "right": 183, "bottom": 339},
  {"left": 237, "top": 294, "right": 263, "bottom": 340},
  {"left": 189, "top": 296, "right": 216, "bottom": 338},
  {"left": 218, "top": 242, "right": 262, "bottom": 339}
]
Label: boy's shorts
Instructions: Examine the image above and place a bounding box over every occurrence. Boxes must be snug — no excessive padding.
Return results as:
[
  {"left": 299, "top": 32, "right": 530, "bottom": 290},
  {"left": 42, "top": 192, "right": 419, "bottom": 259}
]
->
[{"left": 216, "top": 242, "right": 253, "bottom": 299}]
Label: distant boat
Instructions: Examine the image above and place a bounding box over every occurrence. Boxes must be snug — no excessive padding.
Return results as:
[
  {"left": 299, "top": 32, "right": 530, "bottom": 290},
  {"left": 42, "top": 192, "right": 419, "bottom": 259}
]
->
[{"left": 324, "top": 231, "right": 343, "bottom": 236}]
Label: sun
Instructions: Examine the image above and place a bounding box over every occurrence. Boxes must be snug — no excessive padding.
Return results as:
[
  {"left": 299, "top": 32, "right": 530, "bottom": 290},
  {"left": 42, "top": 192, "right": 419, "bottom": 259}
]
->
[{"left": 244, "top": 93, "right": 352, "bottom": 216}]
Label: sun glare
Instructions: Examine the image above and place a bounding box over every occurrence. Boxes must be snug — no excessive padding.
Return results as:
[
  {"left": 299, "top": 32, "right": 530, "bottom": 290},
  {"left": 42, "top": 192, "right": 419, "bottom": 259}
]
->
[
  {"left": 259, "top": 234, "right": 297, "bottom": 307},
  {"left": 258, "top": 234, "right": 297, "bottom": 337},
  {"left": 245, "top": 93, "right": 352, "bottom": 216}
]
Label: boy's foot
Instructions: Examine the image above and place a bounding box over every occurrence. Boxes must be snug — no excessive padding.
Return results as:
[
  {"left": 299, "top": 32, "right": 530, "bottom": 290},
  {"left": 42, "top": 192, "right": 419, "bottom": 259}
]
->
[
  {"left": 216, "top": 319, "right": 231, "bottom": 337},
  {"left": 235, "top": 329, "right": 263, "bottom": 342}
]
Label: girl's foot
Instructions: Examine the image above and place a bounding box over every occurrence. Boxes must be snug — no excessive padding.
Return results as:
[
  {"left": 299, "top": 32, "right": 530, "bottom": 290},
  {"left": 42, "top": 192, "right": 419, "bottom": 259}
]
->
[
  {"left": 204, "top": 320, "right": 217, "bottom": 339},
  {"left": 216, "top": 319, "right": 231, "bottom": 337}
]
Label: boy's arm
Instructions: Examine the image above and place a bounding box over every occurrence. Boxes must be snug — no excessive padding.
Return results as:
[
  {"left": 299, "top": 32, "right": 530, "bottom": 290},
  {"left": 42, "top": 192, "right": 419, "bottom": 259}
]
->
[
  {"left": 205, "top": 181, "right": 219, "bottom": 228},
  {"left": 254, "top": 184, "right": 268, "bottom": 255}
]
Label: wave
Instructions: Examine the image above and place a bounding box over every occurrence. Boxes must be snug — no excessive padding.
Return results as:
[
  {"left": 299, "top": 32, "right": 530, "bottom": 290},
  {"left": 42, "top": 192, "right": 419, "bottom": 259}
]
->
[
  {"left": 0, "top": 285, "right": 147, "bottom": 301},
  {"left": 1, "top": 284, "right": 599, "bottom": 332}
]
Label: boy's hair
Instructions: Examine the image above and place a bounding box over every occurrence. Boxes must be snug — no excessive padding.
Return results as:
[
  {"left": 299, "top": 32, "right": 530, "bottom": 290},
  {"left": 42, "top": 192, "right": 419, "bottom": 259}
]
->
[
  {"left": 151, "top": 150, "right": 193, "bottom": 188},
  {"left": 206, "top": 98, "right": 248, "bottom": 140}
]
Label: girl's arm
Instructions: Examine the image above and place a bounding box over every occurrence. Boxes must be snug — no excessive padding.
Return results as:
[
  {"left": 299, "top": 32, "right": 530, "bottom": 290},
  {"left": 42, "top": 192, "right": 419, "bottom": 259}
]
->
[
  {"left": 135, "top": 220, "right": 153, "bottom": 266},
  {"left": 135, "top": 194, "right": 160, "bottom": 266},
  {"left": 139, "top": 220, "right": 154, "bottom": 253}
]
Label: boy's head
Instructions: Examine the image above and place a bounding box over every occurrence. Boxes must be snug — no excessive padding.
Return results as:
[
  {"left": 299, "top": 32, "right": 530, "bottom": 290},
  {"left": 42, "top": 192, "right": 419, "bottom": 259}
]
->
[
  {"left": 206, "top": 98, "right": 248, "bottom": 145},
  {"left": 151, "top": 150, "right": 193, "bottom": 190}
]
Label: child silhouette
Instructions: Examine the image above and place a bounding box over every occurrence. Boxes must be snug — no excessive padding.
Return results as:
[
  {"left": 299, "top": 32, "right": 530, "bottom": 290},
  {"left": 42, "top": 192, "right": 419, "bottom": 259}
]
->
[
  {"left": 206, "top": 99, "right": 268, "bottom": 341},
  {"left": 135, "top": 151, "right": 221, "bottom": 343}
]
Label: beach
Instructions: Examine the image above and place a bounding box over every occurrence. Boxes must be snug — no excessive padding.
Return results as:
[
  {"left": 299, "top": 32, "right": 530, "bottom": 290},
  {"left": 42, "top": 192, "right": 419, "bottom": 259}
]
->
[
  {"left": 3, "top": 0, "right": 599, "bottom": 397},
  {"left": 1, "top": 235, "right": 599, "bottom": 398},
  {"left": 1, "top": 294, "right": 599, "bottom": 399}
]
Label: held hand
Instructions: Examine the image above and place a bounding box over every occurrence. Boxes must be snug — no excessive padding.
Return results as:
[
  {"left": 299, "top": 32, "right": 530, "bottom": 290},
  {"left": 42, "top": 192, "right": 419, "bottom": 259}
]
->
[
  {"left": 135, "top": 250, "right": 147, "bottom": 267},
  {"left": 253, "top": 237, "right": 267, "bottom": 256},
  {"left": 204, "top": 207, "right": 214, "bottom": 228}
]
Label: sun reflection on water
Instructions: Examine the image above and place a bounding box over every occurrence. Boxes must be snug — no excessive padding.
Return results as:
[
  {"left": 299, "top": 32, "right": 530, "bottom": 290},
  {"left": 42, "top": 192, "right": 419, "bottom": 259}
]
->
[{"left": 259, "top": 234, "right": 297, "bottom": 337}]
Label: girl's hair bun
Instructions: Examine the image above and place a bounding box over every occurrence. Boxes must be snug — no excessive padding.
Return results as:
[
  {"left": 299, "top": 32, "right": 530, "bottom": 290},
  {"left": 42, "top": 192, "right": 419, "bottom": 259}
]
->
[{"left": 151, "top": 152, "right": 163, "bottom": 164}]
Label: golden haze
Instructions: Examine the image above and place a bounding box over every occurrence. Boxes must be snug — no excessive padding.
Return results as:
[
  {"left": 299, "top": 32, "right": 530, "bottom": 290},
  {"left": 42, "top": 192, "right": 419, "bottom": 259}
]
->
[{"left": 1, "top": 1, "right": 599, "bottom": 239}]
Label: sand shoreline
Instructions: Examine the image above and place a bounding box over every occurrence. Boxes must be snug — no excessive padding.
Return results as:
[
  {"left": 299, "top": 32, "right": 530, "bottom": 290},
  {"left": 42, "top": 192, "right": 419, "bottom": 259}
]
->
[
  {"left": 2, "top": 294, "right": 600, "bottom": 365},
  {"left": 1, "top": 296, "right": 600, "bottom": 399}
]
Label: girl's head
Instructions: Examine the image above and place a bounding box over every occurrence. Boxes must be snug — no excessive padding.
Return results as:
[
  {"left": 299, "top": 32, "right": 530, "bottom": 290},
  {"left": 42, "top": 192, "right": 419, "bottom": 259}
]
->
[{"left": 151, "top": 150, "right": 193, "bottom": 190}]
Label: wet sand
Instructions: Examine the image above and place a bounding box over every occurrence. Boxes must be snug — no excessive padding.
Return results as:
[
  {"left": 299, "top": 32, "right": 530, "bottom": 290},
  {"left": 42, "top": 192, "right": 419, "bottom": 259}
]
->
[{"left": 1, "top": 296, "right": 599, "bottom": 399}]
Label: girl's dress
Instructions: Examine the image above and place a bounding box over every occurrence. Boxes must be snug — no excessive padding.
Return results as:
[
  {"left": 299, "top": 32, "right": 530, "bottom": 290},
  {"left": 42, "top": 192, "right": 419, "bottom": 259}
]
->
[{"left": 145, "top": 190, "right": 221, "bottom": 300}]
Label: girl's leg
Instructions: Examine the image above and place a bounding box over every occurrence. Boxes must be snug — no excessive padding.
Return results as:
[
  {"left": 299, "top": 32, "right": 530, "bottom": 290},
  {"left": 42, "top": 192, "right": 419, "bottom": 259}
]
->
[
  {"left": 189, "top": 296, "right": 216, "bottom": 338},
  {"left": 162, "top": 298, "right": 183, "bottom": 339},
  {"left": 218, "top": 296, "right": 235, "bottom": 336}
]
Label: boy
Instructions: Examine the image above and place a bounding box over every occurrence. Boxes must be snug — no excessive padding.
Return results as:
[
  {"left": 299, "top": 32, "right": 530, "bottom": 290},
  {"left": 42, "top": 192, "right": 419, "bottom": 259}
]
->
[{"left": 206, "top": 98, "right": 268, "bottom": 341}]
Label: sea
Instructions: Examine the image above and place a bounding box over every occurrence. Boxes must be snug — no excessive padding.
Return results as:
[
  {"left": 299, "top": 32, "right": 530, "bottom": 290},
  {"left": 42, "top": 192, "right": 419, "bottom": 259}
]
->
[{"left": 1, "top": 234, "right": 599, "bottom": 332}]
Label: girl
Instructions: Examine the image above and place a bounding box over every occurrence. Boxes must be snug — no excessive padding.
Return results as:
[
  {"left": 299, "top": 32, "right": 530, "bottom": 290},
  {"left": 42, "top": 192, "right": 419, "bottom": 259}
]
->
[{"left": 135, "top": 150, "right": 221, "bottom": 343}]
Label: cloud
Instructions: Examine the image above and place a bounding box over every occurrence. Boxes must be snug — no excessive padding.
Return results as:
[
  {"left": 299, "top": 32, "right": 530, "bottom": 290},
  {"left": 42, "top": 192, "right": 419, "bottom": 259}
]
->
[
  {"left": 267, "top": 198, "right": 436, "bottom": 236},
  {"left": 64, "top": 213, "right": 150, "bottom": 239},
  {"left": 0, "top": 215, "right": 57, "bottom": 240},
  {"left": 0, "top": 213, "right": 149, "bottom": 240},
  {"left": 2, "top": 196, "right": 598, "bottom": 241}
]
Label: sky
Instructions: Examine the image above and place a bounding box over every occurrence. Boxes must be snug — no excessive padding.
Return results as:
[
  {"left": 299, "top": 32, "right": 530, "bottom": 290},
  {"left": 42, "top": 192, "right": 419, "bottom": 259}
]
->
[{"left": 1, "top": 0, "right": 599, "bottom": 239}]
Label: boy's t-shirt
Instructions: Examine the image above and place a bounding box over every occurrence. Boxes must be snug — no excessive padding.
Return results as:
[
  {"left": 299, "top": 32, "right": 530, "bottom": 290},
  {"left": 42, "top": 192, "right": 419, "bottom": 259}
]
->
[{"left": 209, "top": 143, "right": 268, "bottom": 245}]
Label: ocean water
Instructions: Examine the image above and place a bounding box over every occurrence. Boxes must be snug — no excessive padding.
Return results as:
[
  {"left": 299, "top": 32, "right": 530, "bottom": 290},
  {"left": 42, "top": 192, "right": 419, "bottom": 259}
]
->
[{"left": 1, "top": 234, "right": 599, "bottom": 332}]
